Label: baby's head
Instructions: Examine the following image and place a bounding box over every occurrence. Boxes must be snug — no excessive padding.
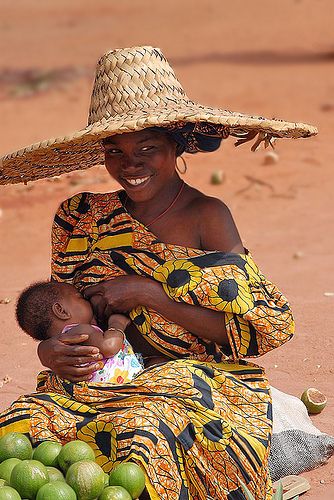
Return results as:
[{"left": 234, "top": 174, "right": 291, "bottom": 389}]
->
[{"left": 16, "top": 281, "right": 94, "bottom": 341}]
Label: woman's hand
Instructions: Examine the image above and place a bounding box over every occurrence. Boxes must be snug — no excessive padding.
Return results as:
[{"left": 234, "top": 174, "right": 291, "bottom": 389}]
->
[
  {"left": 37, "top": 332, "right": 104, "bottom": 382},
  {"left": 84, "top": 276, "right": 158, "bottom": 322}
]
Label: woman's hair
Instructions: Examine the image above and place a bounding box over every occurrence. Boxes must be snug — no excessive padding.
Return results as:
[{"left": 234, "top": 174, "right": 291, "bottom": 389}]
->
[{"left": 16, "top": 280, "right": 63, "bottom": 341}]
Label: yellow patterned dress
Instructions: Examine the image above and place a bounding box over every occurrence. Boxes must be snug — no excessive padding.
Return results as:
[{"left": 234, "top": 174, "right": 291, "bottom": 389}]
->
[{"left": 0, "top": 191, "right": 294, "bottom": 500}]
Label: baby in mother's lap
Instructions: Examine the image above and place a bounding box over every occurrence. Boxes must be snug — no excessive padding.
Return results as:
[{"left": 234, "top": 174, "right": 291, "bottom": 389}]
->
[{"left": 15, "top": 280, "right": 160, "bottom": 384}]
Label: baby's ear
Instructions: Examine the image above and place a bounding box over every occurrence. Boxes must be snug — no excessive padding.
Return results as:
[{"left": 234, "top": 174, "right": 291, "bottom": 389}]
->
[{"left": 52, "top": 302, "right": 71, "bottom": 320}]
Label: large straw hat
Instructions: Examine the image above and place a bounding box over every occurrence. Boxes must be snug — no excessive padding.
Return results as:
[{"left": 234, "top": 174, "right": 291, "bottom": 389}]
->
[{"left": 0, "top": 45, "right": 317, "bottom": 185}]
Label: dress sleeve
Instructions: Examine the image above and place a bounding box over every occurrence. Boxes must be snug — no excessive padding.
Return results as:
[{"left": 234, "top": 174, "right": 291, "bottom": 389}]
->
[
  {"left": 151, "top": 252, "right": 294, "bottom": 359},
  {"left": 223, "top": 266, "right": 295, "bottom": 359},
  {"left": 51, "top": 192, "right": 95, "bottom": 284}
]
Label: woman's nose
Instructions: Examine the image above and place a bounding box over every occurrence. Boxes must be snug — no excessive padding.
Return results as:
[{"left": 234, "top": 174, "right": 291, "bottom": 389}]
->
[{"left": 121, "top": 155, "right": 142, "bottom": 170}]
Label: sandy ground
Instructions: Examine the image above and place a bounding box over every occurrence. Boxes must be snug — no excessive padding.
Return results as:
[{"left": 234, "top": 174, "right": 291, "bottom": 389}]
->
[{"left": 0, "top": 1, "right": 333, "bottom": 497}]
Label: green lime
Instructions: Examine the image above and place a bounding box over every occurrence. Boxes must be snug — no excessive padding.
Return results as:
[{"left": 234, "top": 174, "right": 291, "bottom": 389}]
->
[
  {"left": 36, "top": 480, "right": 76, "bottom": 500},
  {"left": 0, "top": 486, "right": 21, "bottom": 500},
  {"left": 109, "top": 462, "right": 145, "bottom": 499},
  {"left": 210, "top": 169, "right": 224, "bottom": 185},
  {"left": 32, "top": 441, "right": 62, "bottom": 467},
  {"left": 57, "top": 441, "right": 95, "bottom": 473},
  {"left": 99, "top": 485, "right": 132, "bottom": 500},
  {"left": 0, "top": 433, "right": 32, "bottom": 462},
  {"left": 301, "top": 387, "right": 327, "bottom": 414},
  {"left": 46, "top": 466, "right": 65, "bottom": 482},
  {"left": 10, "top": 459, "right": 49, "bottom": 499},
  {"left": 0, "top": 459, "right": 21, "bottom": 483},
  {"left": 66, "top": 460, "right": 105, "bottom": 500}
]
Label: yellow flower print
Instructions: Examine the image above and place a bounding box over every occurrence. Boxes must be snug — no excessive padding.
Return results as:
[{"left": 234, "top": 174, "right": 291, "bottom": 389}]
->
[
  {"left": 242, "top": 255, "right": 261, "bottom": 283},
  {"left": 68, "top": 194, "right": 83, "bottom": 212},
  {"left": 153, "top": 259, "right": 202, "bottom": 298},
  {"left": 190, "top": 407, "right": 232, "bottom": 453},
  {"left": 208, "top": 278, "right": 254, "bottom": 314},
  {"left": 77, "top": 418, "right": 117, "bottom": 472},
  {"left": 130, "top": 306, "right": 151, "bottom": 336},
  {"left": 112, "top": 368, "right": 133, "bottom": 385}
]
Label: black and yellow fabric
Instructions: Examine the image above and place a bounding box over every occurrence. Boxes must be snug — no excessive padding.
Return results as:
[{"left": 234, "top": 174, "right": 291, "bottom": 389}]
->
[{"left": 0, "top": 191, "right": 294, "bottom": 500}]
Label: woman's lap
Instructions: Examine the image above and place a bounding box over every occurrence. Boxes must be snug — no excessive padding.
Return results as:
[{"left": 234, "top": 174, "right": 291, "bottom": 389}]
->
[{"left": 0, "top": 358, "right": 272, "bottom": 499}]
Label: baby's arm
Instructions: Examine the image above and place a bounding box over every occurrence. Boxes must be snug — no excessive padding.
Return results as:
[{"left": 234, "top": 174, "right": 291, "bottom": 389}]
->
[
  {"left": 102, "top": 314, "right": 131, "bottom": 357},
  {"left": 65, "top": 315, "right": 130, "bottom": 358}
]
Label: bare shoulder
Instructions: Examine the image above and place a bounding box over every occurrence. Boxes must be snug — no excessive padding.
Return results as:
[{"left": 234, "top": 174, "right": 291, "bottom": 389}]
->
[
  {"left": 188, "top": 192, "right": 230, "bottom": 217},
  {"left": 186, "top": 189, "right": 244, "bottom": 253}
]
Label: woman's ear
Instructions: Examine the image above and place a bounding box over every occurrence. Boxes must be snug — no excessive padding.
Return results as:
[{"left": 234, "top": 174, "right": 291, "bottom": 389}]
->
[{"left": 52, "top": 302, "right": 71, "bottom": 320}]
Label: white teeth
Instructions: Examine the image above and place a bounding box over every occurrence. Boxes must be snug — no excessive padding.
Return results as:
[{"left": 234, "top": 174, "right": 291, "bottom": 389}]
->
[{"left": 126, "top": 177, "right": 150, "bottom": 186}]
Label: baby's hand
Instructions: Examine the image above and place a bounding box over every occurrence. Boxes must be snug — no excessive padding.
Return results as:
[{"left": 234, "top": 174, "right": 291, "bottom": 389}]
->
[{"left": 107, "top": 313, "right": 131, "bottom": 331}]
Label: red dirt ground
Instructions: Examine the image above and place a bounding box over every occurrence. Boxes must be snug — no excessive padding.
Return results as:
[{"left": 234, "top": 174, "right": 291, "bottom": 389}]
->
[{"left": 0, "top": 1, "right": 333, "bottom": 497}]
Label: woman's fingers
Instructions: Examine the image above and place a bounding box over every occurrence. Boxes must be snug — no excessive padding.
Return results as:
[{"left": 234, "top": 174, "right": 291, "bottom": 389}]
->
[
  {"left": 72, "top": 355, "right": 103, "bottom": 366},
  {"left": 58, "top": 343, "right": 100, "bottom": 358},
  {"left": 59, "top": 333, "right": 90, "bottom": 344},
  {"left": 60, "top": 362, "right": 102, "bottom": 382}
]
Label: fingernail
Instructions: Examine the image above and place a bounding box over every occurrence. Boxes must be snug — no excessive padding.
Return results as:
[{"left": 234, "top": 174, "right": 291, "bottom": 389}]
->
[
  {"left": 91, "top": 348, "right": 99, "bottom": 354},
  {"left": 95, "top": 363, "right": 104, "bottom": 370}
]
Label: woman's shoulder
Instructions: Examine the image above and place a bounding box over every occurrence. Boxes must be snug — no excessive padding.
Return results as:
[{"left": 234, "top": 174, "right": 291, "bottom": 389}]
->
[
  {"left": 186, "top": 187, "right": 231, "bottom": 219},
  {"left": 184, "top": 187, "right": 244, "bottom": 253}
]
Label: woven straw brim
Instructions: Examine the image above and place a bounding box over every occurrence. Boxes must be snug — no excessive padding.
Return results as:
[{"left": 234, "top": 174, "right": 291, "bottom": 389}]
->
[{"left": 0, "top": 101, "right": 317, "bottom": 185}]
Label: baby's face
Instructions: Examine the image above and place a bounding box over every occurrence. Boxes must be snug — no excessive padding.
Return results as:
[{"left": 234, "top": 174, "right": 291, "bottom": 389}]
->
[{"left": 61, "top": 284, "right": 94, "bottom": 324}]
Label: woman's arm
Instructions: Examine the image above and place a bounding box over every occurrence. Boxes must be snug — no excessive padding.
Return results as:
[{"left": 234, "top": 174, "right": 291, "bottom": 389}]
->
[
  {"left": 143, "top": 280, "right": 229, "bottom": 345},
  {"left": 85, "top": 277, "right": 229, "bottom": 346}
]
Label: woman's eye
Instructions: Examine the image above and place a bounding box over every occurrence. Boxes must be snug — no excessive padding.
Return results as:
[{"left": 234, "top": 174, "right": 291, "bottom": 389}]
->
[
  {"left": 141, "top": 146, "right": 154, "bottom": 152},
  {"left": 106, "top": 149, "right": 121, "bottom": 154}
]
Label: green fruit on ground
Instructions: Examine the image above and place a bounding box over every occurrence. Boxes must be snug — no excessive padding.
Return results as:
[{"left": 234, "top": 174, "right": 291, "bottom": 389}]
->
[
  {"left": 57, "top": 441, "right": 95, "bottom": 473},
  {"left": 0, "top": 433, "right": 32, "bottom": 462},
  {"left": 301, "top": 387, "right": 327, "bottom": 414},
  {"left": 66, "top": 460, "right": 105, "bottom": 500},
  {"left": 210, "top": 170, "right": 224, "bottom": 185},
  {"left": 46, "top": 466, "right": 65, "bottom": 482},
  {"left": 0, "top": 486, "right": 21, "bottom": 500},
  {"left": 10, "top": 459, "right": 49, "bottom": 499},
  {"left": 0, "top": 459, "right": 21, "bottom": 484},
  {"left": 109, "top": 462, "right": 145, "bottom": 499},
  {"left": 36, "top": 480, "right": 77, "bottom": 500},
  {"left": 104, "top": 473, "right": 109, "bottom": 488},
  {"left": 32, "top": 441, "right": 62, "bottom": 467},
  {"left": 99, "top": 485, "right": 132, "bottom": 500}
]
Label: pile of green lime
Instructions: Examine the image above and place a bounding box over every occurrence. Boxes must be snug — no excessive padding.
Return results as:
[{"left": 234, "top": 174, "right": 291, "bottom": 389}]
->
[{"left": 0, "top": 432, "right": 146, "bottom": 499}]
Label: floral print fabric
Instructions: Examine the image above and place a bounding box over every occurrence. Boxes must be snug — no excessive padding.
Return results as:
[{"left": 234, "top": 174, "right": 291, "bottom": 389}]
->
[{"left": 0, "top": 190, "right": 294, "bottom": 499}]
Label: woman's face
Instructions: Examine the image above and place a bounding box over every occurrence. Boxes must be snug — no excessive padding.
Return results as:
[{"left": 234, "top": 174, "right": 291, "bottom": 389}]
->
[{"left": 102, "top": 129, "right": 178, "bottom": 202}]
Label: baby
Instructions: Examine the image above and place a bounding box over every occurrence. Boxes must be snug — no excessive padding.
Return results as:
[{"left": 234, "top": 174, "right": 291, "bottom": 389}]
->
[{"left": 16, "top": 280, "right": 144, "bottom": 384}]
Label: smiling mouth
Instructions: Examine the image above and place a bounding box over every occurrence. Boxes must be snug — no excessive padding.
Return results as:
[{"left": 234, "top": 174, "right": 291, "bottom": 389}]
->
[{"left": 122, "top": 176, "right": 151, "bottom": 186}]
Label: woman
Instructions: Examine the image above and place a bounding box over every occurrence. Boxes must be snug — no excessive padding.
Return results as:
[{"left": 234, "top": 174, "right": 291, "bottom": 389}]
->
[{"left": 0, "top": 46, "right": 316, "bottom": 499}]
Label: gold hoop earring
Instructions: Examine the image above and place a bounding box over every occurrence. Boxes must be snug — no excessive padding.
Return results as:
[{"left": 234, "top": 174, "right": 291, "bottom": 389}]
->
[{"left": 175, "top": 156, "right": 187, "bottom": 174}]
